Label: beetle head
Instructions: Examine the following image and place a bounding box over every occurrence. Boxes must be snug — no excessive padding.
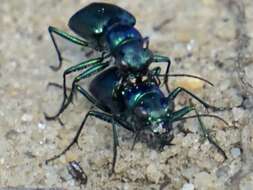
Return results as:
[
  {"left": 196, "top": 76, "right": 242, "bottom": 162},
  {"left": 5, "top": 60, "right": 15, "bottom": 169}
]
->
[{"left": 117, "top": 40, "right": 152, "bottom": 73}]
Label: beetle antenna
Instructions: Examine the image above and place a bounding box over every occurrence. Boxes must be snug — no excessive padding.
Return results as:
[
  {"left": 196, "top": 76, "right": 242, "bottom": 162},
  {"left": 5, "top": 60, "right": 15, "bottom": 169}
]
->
[
  {"left": 157, "top": 74, "right": 214, "bottom": 86},
  {"left": 174, "top": 114, "right": 230, "bottom": 127}
]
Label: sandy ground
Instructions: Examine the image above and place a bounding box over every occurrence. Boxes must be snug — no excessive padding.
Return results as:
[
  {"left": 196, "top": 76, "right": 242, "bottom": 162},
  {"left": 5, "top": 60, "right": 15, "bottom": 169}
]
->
[{"left": 0, "top": 0, "right": 253, "bottom": 189}]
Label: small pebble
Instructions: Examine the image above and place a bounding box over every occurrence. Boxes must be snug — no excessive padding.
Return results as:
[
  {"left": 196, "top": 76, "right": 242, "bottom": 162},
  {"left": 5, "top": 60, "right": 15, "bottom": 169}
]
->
[
  {"left": 201, "top": 0, "right": 216, "bottom": 6},
  {"left": 240, "top": 172, "right": 253, "bottom": 190},
  {"left": 0, "top": 158, "right": 5, "bottom": 165},
  {"left": 37, "top": 122, "right": 46, "bottom": 129},
  {"left": 186, "top": 39, "right": 196, "bottom": 52},
  {"left": 21, "top": 113, "right": 33, "bottom": 122},
  {"left": 232, "top": 107, "right": 245, "bottom": 122},
  {"left": 173, "top": 78, "right": 205, "bottom": 91},
  {"left": 146, "top": 163, "right": 163, "bottom": 183},
  {"left": 194, "top": 172, "right": 216, "bottom": 189},
  {"left": 181, "top": 183, "right": 194, "bottom": 190},
  {"left": 231, "top": 147, "right": 241, "bottom": 158},
  {"left": 65, "top": 151, "right": 79, "bottom": 162}
]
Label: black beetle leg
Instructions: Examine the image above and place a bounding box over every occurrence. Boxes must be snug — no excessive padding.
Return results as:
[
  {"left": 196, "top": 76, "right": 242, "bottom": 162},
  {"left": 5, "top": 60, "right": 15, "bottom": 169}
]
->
[
  {"left": 152, "top": 54, "right": 171, "bottom": 93},
  {"left": 110, "top": 119, "right": 119, "bottom": 176},
  {"left": 48, "top": 26, "right": 89, "bottom": 71},
  {"left": 46, "top": 110, "right": 116, "bottom": 164},
  {"left": 148, "top": 67, "right": 162, "bottom": 85},
  {"left": 169, "top": 106, "right": 227, "bottom": 160},
  {"left": 167, "top": 87, "right": 220, "bottom": 110},
  {"left": 131, "top": 130, "right": 140, "bottom": 151},
  {"left": 44, "top": 62, "right": 109, "bottom": 120}
]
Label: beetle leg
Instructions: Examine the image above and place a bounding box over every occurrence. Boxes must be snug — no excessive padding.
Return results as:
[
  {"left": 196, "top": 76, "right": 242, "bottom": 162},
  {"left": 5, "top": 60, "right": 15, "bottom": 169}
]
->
[
  {"left": 169, "top": 106, "right": 227, "bottom": 160},
  {"left": 77, "top": 84, "right": 134, "bottom": 132},
  {"left": 148, "top": 67, "right": 162, "bottom": 85},
  {"left": 46, "top": 110, "right": 114, "bottom": 163},
  {"left": 75, "top": 84, "right": 109, "bottom": 112},
  {"left": 111, "top": 119, "right": 119, "bottom": 176},
  {"left": 131, "top": 130, "right": 141, "bottom": 151},
  {"left": 45, "top": 110, "right": 93, "bottom": 164},
  {"left": 45, "top": 57, "right": 105, "bottom": 116},
  {"left": 48, "top": 26, "right": 89, "bottom": 71},
  {"left": 47, "top": 82, "right": 78, "bottom": 101},
  {"left": 46, "top": 110, "right": 121, "bottom": 175},
  {"left": 152, "top": 54, "right": 171, "bottom": 93},
  {"left": 45, "top": 59, "right": 103, "bottom": 120},
  {"left": 169, "top": 106, "right": 195, "bottom": 121},
  {"left": 193, "top": 108, "right": 227, "bottom": 160},
  {"left": 47, "top": 82, "right": 71, "bottom": 91},
  {"left": 62, "top": 57, "right": 105, "bottom": 98},
  {"left": 167, "top": 87, "right": 222, "bottom": 111},
  {"left": 44, "top": 62, "right": 109, "bottom": 120},
  {"left": 176, "top": 114, "right": 230, "bottom": 127},
  {"left": 59, "top": 53, "right": 110, "bottom": 100},
  {"left": 158, "top": 133, "right": 175, "bottom": 150},
  {"left": 151, "top": 55, "right": 213, "bottom": 88}
]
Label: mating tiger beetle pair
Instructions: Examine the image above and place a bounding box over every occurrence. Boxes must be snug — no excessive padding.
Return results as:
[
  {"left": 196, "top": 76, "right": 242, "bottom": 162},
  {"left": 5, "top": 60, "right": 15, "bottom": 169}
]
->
[{"left": 45, "top": 2, "right": 229, "bottom": 175}]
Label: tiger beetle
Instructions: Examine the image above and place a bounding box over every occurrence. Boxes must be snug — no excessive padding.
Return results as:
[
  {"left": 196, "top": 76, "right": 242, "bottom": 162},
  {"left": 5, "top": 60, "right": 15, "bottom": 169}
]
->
[
  {"left": 46, "top": 66, "right": 228, "bottom": 175},
  {"left": 45, "top": 2, "right": 177, "bottom": 121}
]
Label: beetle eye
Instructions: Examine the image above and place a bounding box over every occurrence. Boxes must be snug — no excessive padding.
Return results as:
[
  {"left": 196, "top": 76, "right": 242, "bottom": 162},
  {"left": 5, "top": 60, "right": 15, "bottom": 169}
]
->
[{"left": 135, "top": 106, "right": 148, "bottom": 118}]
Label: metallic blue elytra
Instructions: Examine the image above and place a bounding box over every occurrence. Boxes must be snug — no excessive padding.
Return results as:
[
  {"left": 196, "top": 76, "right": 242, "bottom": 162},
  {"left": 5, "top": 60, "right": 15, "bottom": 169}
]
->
[{"left": 68, "top": 2, "right": 136, "bottom": 48}]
